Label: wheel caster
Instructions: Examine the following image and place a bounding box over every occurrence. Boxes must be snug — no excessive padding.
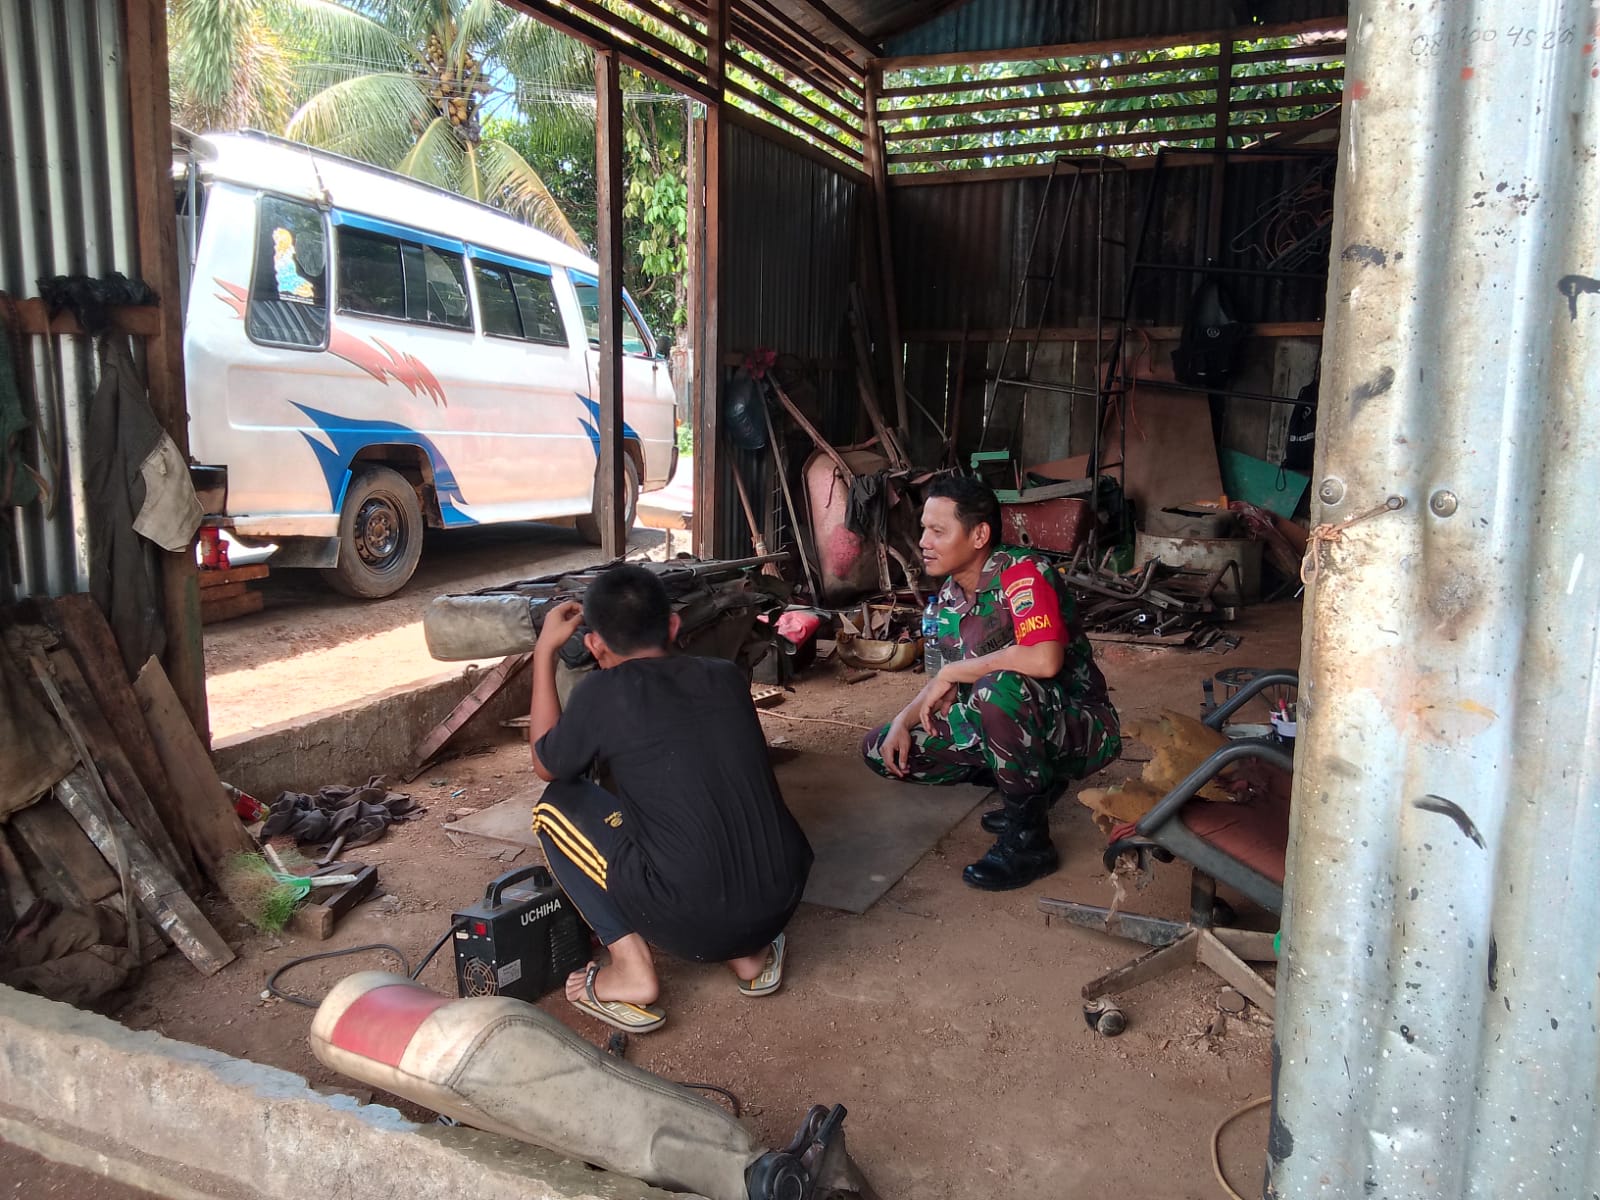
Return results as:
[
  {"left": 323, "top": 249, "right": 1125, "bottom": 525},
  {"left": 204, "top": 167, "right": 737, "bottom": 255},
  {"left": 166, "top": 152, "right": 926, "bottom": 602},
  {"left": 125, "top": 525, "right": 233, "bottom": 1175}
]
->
[{"left": 1084, "top": 997, "right": 1126, "bottom": 1037}]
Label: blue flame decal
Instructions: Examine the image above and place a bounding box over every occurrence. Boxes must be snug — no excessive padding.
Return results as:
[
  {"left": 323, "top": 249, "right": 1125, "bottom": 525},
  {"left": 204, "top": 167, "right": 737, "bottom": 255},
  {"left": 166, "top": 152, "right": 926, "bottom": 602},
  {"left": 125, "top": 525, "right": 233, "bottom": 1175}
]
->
[{"left": 290, "top": 403, "right": 476, "bottom": 528}]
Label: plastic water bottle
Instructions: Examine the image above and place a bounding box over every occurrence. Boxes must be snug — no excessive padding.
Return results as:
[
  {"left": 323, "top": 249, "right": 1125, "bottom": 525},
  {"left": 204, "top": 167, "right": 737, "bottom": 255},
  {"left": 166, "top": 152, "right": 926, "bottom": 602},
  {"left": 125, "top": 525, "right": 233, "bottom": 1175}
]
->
[{"left": 921, "top": 598, "right": 943, "bottom": 676}]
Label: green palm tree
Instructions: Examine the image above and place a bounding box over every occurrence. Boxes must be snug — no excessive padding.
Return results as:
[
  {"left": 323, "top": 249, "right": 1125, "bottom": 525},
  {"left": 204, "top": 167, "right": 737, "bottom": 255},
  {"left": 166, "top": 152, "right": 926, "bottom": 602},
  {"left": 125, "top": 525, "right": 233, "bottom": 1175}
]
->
[
  {"left": 169, "top": 0, "right": 590, "bottom": 249},
  {"left": 286, "top": 0, "right": 591, "bottom": 247}
]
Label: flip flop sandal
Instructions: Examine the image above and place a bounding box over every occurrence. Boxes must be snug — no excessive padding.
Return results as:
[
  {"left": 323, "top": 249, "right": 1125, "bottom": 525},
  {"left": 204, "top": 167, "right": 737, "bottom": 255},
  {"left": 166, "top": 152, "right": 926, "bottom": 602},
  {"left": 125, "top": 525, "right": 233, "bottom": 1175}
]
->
[
  {"left": 737, "top": 932, "right": 786, "bottom": 998},
  {"left": 569, "top": 962, "right": 666, "bottom": 1033}
]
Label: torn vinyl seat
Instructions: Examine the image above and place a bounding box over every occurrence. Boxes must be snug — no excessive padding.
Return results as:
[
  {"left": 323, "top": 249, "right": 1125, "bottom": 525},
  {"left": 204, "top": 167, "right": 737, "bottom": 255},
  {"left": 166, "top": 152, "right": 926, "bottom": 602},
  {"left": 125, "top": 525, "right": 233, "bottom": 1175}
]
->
[
  {"left": 1040, "top": 670, "right": 1298, "bottom": 1017},
  {"left": 310, "top": 972, "right": 875, "bottom": 1200}
]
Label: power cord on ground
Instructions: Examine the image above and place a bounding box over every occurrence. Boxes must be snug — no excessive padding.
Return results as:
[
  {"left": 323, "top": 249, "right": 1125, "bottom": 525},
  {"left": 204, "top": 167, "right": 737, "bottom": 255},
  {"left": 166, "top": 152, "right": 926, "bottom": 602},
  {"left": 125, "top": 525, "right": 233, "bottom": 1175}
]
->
[
  {"left": 1211, "top": 1095, "right": 1271, "bottom": 1200},
  {"left": 266, "top": 920, "right": 467, "bottom": 1008}
]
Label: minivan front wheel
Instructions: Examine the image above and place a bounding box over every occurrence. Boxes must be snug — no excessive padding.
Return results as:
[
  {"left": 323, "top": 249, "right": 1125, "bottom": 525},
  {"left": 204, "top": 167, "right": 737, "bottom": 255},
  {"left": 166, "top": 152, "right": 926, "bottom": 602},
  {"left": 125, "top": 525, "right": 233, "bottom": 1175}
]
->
[
  {"left": 323, "top": 466, "right": 424, "bottom": 599},
  {"left": 576, "top": 456, "right": 640, "bottom": 547}
]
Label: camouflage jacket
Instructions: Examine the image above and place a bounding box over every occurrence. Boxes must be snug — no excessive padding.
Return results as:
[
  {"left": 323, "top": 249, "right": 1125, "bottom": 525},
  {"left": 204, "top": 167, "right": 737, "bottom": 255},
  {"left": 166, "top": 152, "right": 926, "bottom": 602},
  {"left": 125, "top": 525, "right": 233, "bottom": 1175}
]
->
[{"left": 931, "top": 546, "right": 1110, "bottom": 707}]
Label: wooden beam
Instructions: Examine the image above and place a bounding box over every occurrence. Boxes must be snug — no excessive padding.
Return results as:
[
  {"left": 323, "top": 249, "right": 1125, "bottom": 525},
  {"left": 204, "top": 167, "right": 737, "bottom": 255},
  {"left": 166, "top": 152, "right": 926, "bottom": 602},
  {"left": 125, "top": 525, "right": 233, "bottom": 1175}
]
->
[
  {"left": 500, "top": 0, "right": 716, "bottom": 102},
  {"left": 875, "top": 15, "right": 1349, "bottom": 72},
  {"left": 541, "top": 0, "right": 713, "bottom": 86},
  {"left": 888, "top": 124, "right": 1217, "bottom": 166},
  {"left": 595, "top": 49, "right": 627, "bottom": 560},
  {"left": 724, "top": 80, "right": 864, "bottom": 161},
  {"left": 864, "top": 65, "right": 906, "bottom": 435},
  {"left": 739, "top": 0, "right": 864, "bottom": 85},
  {"left": 784, "top": 0, "right": 876, "bottom": 63},
  {"left": 902, "top": 321, "right": 1327, "bottom": 343},
  {"left": 887, "top": 146, "right": 1335, "bottom": 186},
  {"left": 721, "top": 103, "right": 869, "bottom": 182},
  {"left": 885, "top": 101, "right": 1222, "bottom": 147},
  {"left": 729, "top": 17, "right": 863, "bottom": 108},
  {"left": 726, "top": 44, "right": 863, "bottom": 138},
  {"left": 403, "top": 653, "right": 532, "bottom": 780},
  {"left": 123, "top": 0, "right": 209, "bottom": 745},
  {"left": 880, "top": 81, "right": 1220, "bottom": 127},
  {"left": 694, "top": 0, "right": 728, "bottom": 558},
  {"left": 731, "top": 7, "right": 863, "bottom": 97},
  {"left": 877, "top": 51, "right": 1221, "bottom": 100},
  {"left": 5, "top": 299, "right": 162, "bottom": 337}
]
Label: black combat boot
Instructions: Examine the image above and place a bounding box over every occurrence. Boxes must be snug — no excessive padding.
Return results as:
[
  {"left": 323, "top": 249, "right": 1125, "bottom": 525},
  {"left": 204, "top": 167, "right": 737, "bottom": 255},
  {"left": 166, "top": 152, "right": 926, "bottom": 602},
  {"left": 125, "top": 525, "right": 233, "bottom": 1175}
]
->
[
  {"left": 978, "top": 780, "right": 1065, "bottom": 835},
  {"left": 963, "top": 794, "right": 1059, "bottom": 890}
]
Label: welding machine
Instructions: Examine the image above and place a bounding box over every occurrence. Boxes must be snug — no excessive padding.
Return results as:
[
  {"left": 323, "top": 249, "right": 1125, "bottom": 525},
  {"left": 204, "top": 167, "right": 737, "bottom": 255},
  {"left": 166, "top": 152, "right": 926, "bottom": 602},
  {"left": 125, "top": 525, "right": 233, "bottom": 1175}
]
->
[{"left": 451, "top": 865, "right": 591, "bottom": 1002}]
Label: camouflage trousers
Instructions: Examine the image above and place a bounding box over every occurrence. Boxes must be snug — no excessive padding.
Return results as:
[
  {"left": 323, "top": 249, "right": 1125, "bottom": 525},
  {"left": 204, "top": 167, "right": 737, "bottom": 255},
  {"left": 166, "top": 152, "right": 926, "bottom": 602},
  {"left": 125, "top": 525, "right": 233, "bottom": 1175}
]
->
[{"left": 861, "top": 670, "right": 1121, "bottom": 799}]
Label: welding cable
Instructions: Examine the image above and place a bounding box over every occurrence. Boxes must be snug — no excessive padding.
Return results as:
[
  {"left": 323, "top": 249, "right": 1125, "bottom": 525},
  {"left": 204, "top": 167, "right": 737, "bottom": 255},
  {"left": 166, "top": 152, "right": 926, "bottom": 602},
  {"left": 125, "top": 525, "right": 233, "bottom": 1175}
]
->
[
  {"left": 265, "top": 921, "right": 468, "bottom": 1009},
  {"left": 1211, "top": 1095, "right": 1272, "bottom": 1200}
]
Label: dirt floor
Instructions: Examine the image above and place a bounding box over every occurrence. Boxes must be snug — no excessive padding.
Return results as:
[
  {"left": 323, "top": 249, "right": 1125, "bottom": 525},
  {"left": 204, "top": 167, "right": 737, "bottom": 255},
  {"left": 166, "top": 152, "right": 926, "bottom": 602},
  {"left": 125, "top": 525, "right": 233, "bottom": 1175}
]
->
[
  {"left": 98, "top": 600, "right": 1301, "bottom": 1200},
  {"left": 202, "top": 521, "right": 670, "bottom": 739}
]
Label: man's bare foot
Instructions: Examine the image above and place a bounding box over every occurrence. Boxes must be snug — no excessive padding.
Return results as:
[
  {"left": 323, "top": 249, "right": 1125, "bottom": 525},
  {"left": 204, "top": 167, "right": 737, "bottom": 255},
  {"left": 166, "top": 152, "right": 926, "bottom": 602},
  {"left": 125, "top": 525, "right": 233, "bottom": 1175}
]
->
[
  {"left": 565, "top": 933, "right": 660, "bottom": 1005},
  {"left": 726, "top": 948, "right": 768, "bottom": 983}
]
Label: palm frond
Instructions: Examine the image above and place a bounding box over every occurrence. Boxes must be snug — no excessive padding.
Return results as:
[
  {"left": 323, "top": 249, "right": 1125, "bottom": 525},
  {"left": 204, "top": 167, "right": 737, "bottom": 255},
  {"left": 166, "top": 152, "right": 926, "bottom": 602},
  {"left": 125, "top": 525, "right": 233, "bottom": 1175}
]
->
[
  {"left": 286, "top": 71, "right": 433, "bottom": 164},
  {"left": 476, "top": 138, "right": 583, "bottom": 250},
  {"left": 396, "top": 115, "right": 466, "bottom": 191}
]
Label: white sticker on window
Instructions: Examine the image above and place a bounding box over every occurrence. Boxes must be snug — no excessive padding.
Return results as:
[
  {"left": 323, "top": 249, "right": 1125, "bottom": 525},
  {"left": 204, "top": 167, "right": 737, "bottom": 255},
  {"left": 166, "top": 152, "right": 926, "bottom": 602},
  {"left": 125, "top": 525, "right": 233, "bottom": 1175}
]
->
[{"left": 496, "top": 959, "right": 523, "bottom": 987}]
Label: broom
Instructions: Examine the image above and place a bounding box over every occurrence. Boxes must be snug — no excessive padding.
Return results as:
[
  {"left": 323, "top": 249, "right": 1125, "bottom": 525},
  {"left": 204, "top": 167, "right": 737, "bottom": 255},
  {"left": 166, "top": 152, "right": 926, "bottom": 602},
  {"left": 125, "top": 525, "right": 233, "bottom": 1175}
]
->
[{"left": 223, "top": 842, "right": 359, "bottom": 932}]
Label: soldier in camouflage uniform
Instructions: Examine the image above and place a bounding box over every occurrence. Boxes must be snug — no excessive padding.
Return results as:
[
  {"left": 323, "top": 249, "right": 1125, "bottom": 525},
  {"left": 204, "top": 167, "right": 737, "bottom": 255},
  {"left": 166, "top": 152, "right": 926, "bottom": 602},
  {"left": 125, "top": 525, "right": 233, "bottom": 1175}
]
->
[{"left": 862, "top": 476, "right": 1120, "bottom": 890}]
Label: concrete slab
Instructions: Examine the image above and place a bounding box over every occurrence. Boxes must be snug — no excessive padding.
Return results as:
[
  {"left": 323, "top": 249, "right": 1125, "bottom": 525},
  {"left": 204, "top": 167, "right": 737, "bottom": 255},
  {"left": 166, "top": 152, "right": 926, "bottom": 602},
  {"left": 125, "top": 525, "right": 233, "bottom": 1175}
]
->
[
  {"left": 0, "top": 984, "right": 684, "bottom": 1200},
  {"left": 213, "top": 664, "right": 529, "bottom": 800}
]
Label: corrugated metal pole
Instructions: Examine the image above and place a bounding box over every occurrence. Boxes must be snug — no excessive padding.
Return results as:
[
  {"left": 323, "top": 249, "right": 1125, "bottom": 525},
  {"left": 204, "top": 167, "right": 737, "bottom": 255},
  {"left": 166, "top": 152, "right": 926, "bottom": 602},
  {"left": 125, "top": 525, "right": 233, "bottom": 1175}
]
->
[
  {"left": 693, "top": 0, "right": 727, "bottom": 558},
  {"left": 1272, "top": 3, "right": 1600, "bottom": 1199},
  {"left": 594, "top": 47, "right": 626, "bottom": 560}
]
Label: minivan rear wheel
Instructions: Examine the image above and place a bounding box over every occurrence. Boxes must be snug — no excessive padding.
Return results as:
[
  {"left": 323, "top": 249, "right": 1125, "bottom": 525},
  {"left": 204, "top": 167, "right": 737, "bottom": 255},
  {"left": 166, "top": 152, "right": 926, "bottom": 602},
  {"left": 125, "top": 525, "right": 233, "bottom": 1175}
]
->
[
  {"left": 576, "top": 456, "right": 640, "bottom": 547},
  {"left": 323, "top": 466, "right": 424, "bottom": 599}
]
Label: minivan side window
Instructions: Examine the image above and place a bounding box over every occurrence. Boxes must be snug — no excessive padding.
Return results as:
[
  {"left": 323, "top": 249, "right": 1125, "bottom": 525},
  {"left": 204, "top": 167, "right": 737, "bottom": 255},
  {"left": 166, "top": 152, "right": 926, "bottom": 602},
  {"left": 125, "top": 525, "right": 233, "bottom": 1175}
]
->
[
  {"left": 247, "top": 195, "right": 328, "bottom": 350},
  {"left": 571, "top": 279, "right": 651, "bottom": 356},
  {"left": 471, "top": 260, "right": 568, "bottom": 347},
  {"left": 336, "top": 224, "right": 472, "bottom": 331}
]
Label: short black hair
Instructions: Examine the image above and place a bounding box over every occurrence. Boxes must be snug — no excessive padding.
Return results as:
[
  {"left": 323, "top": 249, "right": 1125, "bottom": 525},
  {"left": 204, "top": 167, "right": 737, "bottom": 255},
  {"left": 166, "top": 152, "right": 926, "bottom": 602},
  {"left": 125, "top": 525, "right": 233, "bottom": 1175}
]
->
[
  {"left": 583, "top": 565, "right": 672, "bottom": 654},
  {"left": 926, "top": 474, "right": 1002, "bottom": 550}
]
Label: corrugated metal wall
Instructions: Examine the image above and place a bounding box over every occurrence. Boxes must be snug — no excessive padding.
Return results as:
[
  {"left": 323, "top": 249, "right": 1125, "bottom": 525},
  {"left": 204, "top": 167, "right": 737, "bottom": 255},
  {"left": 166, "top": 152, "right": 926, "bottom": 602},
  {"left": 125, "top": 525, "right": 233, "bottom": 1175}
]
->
[
  {"left": 892, "top": 155, "right": 1334, "bottom": 333},
  {"left": 885, "top": 0, "right": 1349, "bottom": 57},
  {"left": 0, "top": 0, "right": 136, "bottom": 600},
  {"left": 1272, "top": 0, "right": 1600, "bottom": 1197},
  {"left": 713, "top": 120, "right": 864, "bottom": 556}
]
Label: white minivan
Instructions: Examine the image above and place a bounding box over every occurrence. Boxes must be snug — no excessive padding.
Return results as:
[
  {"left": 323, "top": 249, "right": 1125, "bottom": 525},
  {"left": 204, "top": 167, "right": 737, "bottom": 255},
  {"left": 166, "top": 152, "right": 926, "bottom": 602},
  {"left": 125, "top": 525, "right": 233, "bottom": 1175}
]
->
[{"left": 178, "top": 131, "right": 678, "bottom": 598}]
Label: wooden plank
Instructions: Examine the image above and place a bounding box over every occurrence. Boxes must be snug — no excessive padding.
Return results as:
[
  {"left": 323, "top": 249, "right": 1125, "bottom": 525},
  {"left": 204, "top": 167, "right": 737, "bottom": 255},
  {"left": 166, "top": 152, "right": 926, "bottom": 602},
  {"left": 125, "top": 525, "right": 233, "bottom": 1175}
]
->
[
  {"left": 864, "top": 65, "right": 907, "bottom": 435},
  {"left": 595, "top": 49, "right": 627, "bottom": 560},
  {"left": 287, "top": 864, "right": 378, "bottom": 941},
  {"left": 44, "top": 595, "right": 194, "bottom": 870},
  {"left": 1212, "top": 927, "right": 1278, "bottom": 963},
  {"left": 719, "top": 104, "right": 868, "bottom": 181},
  {"left": 132, "top": 657, "right": 255, "bottom": 876},
  {"left": 693, "top": 0, "right": 727, "bottom": 559},
  {"left": 0, "top": 828, "right": 39, "bottom": 919},
  {"left": 724, "top": 81, "right": 865, "bottom": 162},
  {"left": 195, "top": 581, "right": 248, "bottom": 604},
  {"left": 42, "top": 649, "right": 197, "bottom": 889},
  {"left": 878, "top": 51, "right": 1223, "bottom": 100},
  {"left": 500, "top": 0, "right": 716, "bottom": 102},
  {"left": 785, "top": 0, "right": 876, "bottom": 63},
  {"left": 197, "top": 563, "right": 269, "bottom": 589},
  {"left": 876, "top": 15, "right": 1348, "bottom": 72},
  {"left": 123, "top": 0, "right": 209, "bottom": 743},
  {"left": 11, "top": 800, "right": 120, "bottom": 906},
  {"left": 404, "top": 653, "right": 533, "bottom": 780},
  {"left": 55, "top": 770, "right": 234, "bottom": 976},
  {"left": 199, "top": 591, "right": 265, "bottom": 624},
  {"left": 1196, "top": 930, "right": 1276, "bottom": 1009},
  {"left": 1079, "top": 929, "right": 1199, "bottom": 1001},
  {"left": 8, "top": 298, "right": 162, "bottom": 337},
  {"left": 726, "top": 45, "right": 862, "bottom": 139}
]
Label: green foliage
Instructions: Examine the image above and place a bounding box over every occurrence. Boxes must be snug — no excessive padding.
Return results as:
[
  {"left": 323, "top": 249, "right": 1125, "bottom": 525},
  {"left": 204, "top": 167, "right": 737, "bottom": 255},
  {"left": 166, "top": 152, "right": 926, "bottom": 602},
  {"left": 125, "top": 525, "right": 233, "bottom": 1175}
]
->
[
  {"left": 676, "top": 420, "right": 694, "bottom": 458},
  {"left": 880, "top": 34, "right": 1345, "bottom": 172}
]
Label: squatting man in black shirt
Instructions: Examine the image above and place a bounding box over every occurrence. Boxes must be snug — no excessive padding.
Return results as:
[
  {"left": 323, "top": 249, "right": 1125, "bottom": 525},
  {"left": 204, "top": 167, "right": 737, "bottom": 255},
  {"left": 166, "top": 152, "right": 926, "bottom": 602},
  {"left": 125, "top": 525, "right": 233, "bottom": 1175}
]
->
[{"left": 527, "top": 565, "right": 814, "bottom": 1033}]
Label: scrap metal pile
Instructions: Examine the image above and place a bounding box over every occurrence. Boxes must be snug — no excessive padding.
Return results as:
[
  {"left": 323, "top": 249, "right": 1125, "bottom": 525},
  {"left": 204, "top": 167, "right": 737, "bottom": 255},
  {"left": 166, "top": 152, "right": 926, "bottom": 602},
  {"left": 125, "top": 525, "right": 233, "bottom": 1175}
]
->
[{"left": 1051, "top": 546, "right": 1243, "bottom": 651}]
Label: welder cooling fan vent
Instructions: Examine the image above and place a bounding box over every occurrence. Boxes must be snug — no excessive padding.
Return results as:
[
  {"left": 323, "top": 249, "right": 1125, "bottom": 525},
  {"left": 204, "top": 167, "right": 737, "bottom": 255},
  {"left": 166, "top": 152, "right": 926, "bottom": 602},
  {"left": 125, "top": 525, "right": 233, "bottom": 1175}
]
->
[{"left": 460, "top": 957, "right": 498, "bottom": 997}]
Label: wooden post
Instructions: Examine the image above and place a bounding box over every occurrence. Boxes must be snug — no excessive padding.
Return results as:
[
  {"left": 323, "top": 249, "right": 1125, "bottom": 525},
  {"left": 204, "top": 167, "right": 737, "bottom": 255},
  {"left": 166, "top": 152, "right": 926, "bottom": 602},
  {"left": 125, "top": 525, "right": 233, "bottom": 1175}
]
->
[
  {"left": 864, "top": 64, "right": 908, "bottom": 436},
  {"left": 122, "top": 0, "right": 209, "bottom": 743},
  {"left": 693, "top": 0, "right": 729, "bottom": 558},
  {"left": 595, "top": 48, "right": 627, "bottom": 559}
]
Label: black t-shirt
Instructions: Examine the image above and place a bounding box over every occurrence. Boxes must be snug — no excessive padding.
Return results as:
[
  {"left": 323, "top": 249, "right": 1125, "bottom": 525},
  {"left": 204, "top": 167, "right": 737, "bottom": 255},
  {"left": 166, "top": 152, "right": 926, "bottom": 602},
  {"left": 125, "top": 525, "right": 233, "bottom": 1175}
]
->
[{"left": 534, "top": 656, "right": 813, "bottom": 928}]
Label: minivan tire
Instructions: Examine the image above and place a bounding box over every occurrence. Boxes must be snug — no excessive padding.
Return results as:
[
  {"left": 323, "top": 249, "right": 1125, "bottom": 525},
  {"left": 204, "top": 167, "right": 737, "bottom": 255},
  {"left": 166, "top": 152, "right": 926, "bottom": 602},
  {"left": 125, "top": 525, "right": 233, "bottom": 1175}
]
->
[
  {"left": 576, "top": 456, "right": 640, "bottom": 547},
  {"left": 323, "top": 466, "right": 425, "bottom": 599}
]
